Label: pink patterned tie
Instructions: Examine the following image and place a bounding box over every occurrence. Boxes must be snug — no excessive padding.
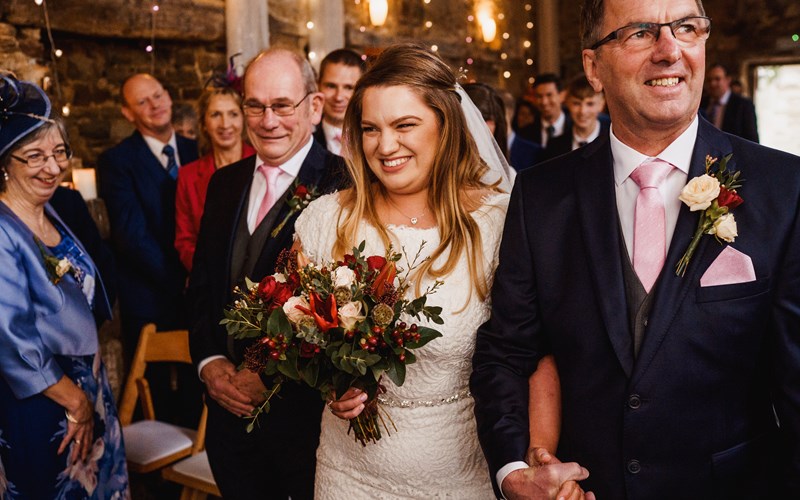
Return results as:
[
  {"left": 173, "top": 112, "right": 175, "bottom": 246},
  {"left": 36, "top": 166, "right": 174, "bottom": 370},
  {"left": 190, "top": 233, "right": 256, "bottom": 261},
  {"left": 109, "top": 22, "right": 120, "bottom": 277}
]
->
[
  {"left": 630, "top": 158, "right": 674, "bottom": 292},
  {"left": 255, "top": 164, "right": 283, "bottom": 227}
]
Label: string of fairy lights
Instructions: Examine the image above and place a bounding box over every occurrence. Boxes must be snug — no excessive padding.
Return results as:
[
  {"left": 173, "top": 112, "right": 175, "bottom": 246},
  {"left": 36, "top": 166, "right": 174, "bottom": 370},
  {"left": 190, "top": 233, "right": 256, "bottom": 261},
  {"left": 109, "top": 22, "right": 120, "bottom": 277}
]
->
[
  {"left": 34, "top": 0, "right": 536, "bottom": 116},
  {"left": 32, "top": 0, "right": 160, "bottom": 115},
  {"left": 330, "top": 0, "right": 537, "bottom": 85}
]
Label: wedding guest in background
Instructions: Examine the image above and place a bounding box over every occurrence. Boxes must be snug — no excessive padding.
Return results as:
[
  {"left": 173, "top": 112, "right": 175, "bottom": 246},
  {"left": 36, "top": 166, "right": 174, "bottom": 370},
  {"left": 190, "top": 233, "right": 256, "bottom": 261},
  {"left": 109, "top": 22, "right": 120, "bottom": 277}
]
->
[
  {"left": 701, "top": 62, "right": 759, "bottom": 142},
  {"left": 175, "top": 84, "right": 256, "bottom": 272},
  {"left": 517, "top": 73, "right": 572, "bottom": 148},
  {"left": 511, "top": 99, "right": 537, "bottom": 133},
  {"left": 501, "top": 91, "right": 545, "bottom": 171},
  {"left": 463, "top": 82, "right": 509, "bottom": 158},
  {"left": 308, "top": 43, "right": 583, "bottom": 500},
  {"left": 472, "top": 0, "right": 800, "bottom": 497},
  {"left": 543, "top": 74, "right": 609, "bottom": 160},
  {"left": 0, "top": 74, "right": 128, "bottom": 498},
  {"left": 314, "top": 48, "right": 366, "bottom": 156},
  {"left": 188, "top": 48, "right": 343, "bottom": 499},
  {"left": 172, "top": 102, "right": 199, "bottom": 140},
  {"left": 98, "top": 73, "right": 200, "bottom": 427}
]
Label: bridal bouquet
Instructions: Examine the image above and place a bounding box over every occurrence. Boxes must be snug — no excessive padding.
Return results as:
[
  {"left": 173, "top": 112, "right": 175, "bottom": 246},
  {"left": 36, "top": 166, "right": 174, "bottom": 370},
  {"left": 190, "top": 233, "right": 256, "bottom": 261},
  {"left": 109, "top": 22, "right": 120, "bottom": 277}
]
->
[{"left": 221, "top": 241, "right": 443, "bottom": 445}]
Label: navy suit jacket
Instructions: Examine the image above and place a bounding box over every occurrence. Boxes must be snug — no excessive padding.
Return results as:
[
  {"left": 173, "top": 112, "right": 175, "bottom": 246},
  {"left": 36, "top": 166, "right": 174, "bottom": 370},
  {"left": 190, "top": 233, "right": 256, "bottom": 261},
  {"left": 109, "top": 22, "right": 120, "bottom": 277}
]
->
[
  {"left": 701, "top": 92, "right": 760, "bottom": 143},
  {"left": 471, "top": 118, "right": 800, "bottom": 499},
  {"left": 98, "top": 131, "right": 198, "bottom": 325},
  {"left": 516, "top": 110, "right": 573, "bottom": 146},
  {"left": 509, "top": 135, "right": 545, "bottom": 172}
]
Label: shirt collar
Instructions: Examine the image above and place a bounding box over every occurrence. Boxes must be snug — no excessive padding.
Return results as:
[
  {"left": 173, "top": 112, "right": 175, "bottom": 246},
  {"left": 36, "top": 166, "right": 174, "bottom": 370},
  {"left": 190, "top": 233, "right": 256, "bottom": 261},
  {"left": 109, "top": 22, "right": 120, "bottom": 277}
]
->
[
  {"left": 611, "top": 115, "right": 698, "bottom": 186},
  {"left": 253, "top": 135, "right": 314, "bottom": 177},
  {"left": 321, "top": 121, "right": 342, "bottom": 145},
  {"left": 142, "top": 132, "right": 178, "bottom": 162},
  {"left": 719, "top": 89, "right": 732, "bottom": 105},
  {"left": 542, "top": 111, "right": 565, "bottom": 131}
]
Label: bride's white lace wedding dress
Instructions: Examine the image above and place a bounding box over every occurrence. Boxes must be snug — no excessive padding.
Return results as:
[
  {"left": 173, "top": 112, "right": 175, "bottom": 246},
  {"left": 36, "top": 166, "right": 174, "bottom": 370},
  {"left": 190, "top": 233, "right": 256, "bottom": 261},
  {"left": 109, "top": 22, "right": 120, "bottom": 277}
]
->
[{"left": 294, "top": 192, "right": 509, "bottom": 500}]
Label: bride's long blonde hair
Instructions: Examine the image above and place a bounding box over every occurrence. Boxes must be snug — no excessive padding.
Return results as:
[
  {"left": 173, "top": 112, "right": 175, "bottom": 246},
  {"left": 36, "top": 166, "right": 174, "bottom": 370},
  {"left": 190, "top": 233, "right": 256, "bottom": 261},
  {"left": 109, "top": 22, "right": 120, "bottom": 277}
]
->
[{"left": 333, "top": 43, "right": 500, "bottom": 303}]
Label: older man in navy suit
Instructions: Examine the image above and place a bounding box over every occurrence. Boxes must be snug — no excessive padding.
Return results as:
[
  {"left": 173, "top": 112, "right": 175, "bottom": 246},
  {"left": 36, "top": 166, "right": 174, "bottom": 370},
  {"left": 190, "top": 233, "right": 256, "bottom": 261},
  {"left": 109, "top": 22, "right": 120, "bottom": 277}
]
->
[
  {"left": 98, "top": 73, "right": 199, "bottom": 426},
  {"left": 471, "top": 0, "right": 800, "bottom": 499},
  {"left": 188, "top": 48, "right": 343, "bottom": 499}
]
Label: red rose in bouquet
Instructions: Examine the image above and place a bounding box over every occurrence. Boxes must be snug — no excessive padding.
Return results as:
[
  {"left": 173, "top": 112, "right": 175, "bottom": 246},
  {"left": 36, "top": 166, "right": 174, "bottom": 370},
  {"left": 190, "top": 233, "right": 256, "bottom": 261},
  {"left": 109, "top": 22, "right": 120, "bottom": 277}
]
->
[{"left": 222, "top": 241, "right": 444, "bottom": 444}]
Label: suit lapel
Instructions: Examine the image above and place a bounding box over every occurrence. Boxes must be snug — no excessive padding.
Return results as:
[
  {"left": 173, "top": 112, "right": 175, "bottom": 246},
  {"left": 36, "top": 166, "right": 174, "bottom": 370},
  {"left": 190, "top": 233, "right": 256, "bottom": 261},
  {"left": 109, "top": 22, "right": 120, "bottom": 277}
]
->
[
  {"left": 633, "top": 119, "right": 735, "bottom": 381},
  {"left": 132, "top": 132, "right": 172, "bottom": 183},
  {"left": 576, "top": 134, "right": 635, "bottom": 377}
]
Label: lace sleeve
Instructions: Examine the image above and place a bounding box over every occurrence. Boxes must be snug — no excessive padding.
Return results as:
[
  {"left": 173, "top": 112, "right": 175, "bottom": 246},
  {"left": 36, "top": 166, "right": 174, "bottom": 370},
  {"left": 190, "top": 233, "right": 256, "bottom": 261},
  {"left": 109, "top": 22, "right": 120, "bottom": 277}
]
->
[{"left": 294, "top": 193, "right": 342, "bottom": 263}]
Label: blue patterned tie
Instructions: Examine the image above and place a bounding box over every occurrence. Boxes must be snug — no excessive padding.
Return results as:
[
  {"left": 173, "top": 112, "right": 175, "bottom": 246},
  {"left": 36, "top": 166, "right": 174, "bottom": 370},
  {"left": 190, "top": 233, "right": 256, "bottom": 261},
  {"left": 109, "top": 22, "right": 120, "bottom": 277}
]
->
[{"left": 163, "top": 144, "right": 178, "bottom": 179}]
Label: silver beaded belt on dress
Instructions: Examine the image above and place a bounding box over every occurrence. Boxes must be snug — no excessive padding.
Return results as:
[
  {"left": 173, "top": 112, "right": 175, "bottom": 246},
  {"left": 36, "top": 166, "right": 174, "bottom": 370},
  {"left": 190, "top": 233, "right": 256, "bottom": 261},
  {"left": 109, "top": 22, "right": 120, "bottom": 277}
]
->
[{"left": 377, "top": 388, "right": 472, "bottom": 408}]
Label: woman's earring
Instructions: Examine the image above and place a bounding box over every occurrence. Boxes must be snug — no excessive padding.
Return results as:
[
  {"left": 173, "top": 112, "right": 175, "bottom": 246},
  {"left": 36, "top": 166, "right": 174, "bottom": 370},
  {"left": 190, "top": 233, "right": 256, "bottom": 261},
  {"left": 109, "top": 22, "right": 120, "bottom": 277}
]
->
[{"left": 2, "top": 169, "right": 8, "bottom": 182}]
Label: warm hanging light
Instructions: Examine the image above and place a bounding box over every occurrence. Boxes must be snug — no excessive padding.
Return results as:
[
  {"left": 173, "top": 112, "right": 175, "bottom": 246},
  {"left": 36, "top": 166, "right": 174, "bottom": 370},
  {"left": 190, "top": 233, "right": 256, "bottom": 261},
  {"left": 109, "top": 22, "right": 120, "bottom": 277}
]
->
[
  {"left": 476, "top": 6, "right": 496, "bottom": 43},
  {"left": 369, "top": 0, "right": 388, "bottom": 27}
]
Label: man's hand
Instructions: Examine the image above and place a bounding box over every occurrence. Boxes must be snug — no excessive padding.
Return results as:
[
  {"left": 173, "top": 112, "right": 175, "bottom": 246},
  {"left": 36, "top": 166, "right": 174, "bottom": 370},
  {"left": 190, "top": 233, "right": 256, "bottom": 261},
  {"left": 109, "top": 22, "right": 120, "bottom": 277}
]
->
[
  {"left": 200, "top": 358, "right": 255, "bottom": 417},
  {"left": 231, "top": 368, "right": 268, "bottom": 404},
  {"left": 503, "top": 448, "right": 592, "bottom": 500}
]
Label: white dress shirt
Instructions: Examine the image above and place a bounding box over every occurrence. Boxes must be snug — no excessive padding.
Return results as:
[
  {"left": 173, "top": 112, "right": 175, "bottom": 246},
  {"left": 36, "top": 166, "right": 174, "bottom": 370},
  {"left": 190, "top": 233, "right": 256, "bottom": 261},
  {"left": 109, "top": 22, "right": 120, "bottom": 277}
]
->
[
  {"left": 496, "top": 116, "right": 699, "bottom": 498},
  {"left": 321, "top": 121, "right": 343, "bottom": 156},
  {"left": 540, "top": 111, "right": 566, "bottom": 148},
  {"left": 571, "top": 119, "right": 602, "bottom": 151},
  {"left": 142, "top": 133, "right": 181, "bottom": 169},
  {"left": 245, "top": 136, "right": 312, "bottom": 234},
  {"left": 197, "top": 135, "right": 313, "bottom": 380}
]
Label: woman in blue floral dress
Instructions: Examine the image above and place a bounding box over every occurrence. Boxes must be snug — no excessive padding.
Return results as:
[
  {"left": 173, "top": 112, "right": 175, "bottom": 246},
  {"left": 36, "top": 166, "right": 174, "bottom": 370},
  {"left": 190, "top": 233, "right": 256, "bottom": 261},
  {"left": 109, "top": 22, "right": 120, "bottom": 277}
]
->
[{"left": 0, "top": 74, "right": 128, "bottom": 499}]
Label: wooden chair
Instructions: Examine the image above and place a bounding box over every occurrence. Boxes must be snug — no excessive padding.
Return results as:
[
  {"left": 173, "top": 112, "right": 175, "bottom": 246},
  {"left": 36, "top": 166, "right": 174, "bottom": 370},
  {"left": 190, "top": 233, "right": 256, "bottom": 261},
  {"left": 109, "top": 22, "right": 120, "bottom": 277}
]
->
[
  {"left": 118, "top": 324, "right": 197, "bottom": 473},
  {"left": 162, "top": 404, "right": 221, "bottom": 499}
]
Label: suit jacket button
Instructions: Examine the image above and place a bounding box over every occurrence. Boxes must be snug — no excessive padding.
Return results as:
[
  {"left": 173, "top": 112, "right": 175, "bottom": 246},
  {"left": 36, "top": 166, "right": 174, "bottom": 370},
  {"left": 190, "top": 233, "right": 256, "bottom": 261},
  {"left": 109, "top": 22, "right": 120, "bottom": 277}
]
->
[
  {"left": 628, "top": 394, "right": 641, "bottom": 409},
  {"left": 627, "top": 459, "right": 641, "bottom": 474}
]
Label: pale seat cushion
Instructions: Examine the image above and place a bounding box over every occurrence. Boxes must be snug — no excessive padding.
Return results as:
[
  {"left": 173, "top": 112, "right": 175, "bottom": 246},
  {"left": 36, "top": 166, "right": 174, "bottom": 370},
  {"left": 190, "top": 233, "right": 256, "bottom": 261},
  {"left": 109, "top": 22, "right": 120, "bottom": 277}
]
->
[
  {"left": 123, "top": 420, "right": 196, "bottom": 464},
  {"left": 170, "top": 451, "right": 217, "bottom": 485}
]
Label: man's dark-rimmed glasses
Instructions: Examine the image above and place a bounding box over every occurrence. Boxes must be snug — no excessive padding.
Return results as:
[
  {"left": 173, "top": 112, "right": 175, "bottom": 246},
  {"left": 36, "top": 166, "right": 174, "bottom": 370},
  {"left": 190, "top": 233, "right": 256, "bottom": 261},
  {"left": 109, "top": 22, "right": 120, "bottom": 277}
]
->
[{"left": 590, "top": 16, "right": 711, "bottom": 51}]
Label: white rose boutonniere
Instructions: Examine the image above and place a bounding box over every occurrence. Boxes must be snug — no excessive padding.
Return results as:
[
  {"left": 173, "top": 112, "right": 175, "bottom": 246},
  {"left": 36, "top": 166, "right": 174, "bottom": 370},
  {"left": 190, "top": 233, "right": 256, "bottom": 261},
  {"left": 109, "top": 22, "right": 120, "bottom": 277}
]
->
[
  {"left": 709, "top": 213, "right": 738, "bottom": 243},
  {"left": 35, "top": 237, "right": 81, "bottom": 285},
  {"left": 678, "top": 174, "right": 720, "bottom": 211},
  {"left": 676, "top": 154, "right": 745, "bottom": 276}
]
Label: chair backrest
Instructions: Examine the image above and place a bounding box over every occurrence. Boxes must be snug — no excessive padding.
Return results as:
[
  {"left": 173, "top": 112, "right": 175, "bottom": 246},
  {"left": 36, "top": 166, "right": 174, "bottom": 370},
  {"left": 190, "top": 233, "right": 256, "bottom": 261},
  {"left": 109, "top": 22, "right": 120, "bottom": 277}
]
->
[{"left": 118, "top": 323, "right": 192, "bottom": 426}]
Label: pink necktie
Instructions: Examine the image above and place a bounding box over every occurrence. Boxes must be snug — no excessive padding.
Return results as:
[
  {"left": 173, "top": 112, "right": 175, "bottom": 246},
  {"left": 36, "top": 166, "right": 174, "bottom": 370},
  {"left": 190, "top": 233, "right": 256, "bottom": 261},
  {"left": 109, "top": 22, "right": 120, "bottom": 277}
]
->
[
  {"left": 630, "top": 159, "right": 673, "bottom": 292},
  {"left": 255, "top": 164, "right": 283, "bottom": 227}
]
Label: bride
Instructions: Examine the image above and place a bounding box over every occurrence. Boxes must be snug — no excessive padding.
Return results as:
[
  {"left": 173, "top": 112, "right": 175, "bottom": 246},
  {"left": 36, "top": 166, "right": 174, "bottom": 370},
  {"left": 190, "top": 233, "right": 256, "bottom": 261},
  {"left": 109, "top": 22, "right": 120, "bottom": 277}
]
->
[{"left": 295, "top": 44, "right": 566, "bottom": 499}]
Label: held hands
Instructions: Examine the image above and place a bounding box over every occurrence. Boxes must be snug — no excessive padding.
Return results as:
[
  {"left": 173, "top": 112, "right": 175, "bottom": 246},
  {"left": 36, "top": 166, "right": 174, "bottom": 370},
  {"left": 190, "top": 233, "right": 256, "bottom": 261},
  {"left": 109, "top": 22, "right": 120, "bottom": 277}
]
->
[
  {"left": 327, "top": 387, "right": 369, "bottom": 420},
  {"left": 200, "top": 358, "right": 256, "bottom": 417},
  {"left": 60, "top": 396, "right": 94, "bottom": 465},
  {"left": 502, "top": 447, "right": 593, "bottom": 500}
]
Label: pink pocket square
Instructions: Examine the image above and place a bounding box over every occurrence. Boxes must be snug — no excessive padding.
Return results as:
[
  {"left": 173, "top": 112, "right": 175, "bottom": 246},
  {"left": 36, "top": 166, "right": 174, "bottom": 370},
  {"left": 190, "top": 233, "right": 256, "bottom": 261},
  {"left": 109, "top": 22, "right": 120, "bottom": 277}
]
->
[{"left": 700, "top": 246, "right": 756, "bottom": 287}]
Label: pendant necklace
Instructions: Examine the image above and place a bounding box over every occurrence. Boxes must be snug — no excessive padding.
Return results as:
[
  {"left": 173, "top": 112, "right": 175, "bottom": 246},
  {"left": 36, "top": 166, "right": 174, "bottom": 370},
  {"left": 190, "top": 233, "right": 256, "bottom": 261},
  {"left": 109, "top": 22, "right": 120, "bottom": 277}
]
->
[{"left": 386, "top": 197, "right": 426, "bottom": 225}]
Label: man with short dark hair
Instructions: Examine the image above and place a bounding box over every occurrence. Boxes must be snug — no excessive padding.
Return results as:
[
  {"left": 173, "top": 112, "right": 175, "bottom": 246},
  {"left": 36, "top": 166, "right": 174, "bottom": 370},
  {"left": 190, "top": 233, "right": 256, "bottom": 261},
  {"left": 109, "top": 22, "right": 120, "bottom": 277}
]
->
[
  {"left": 189, "top": 48, "right": 343, "bottom": 499},
  {"left": 701, "top": 62, "right": 759, "bottom": 142},
  {"left": 517, "top": 73, "right": 572, "bottom": 148},
  {"left": 472, "top": 0, "right": 800, "bottom": 498},
  {"left": 314, "top": 48, "right": 366, "bottom": 155}
]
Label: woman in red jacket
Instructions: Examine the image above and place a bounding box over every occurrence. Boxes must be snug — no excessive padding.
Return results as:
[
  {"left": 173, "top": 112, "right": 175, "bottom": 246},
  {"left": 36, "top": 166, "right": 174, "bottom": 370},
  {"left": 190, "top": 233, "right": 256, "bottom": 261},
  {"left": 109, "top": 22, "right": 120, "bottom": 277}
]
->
[{"left": 175, "top": 86, "right": 256, "bottom": 272}]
